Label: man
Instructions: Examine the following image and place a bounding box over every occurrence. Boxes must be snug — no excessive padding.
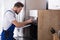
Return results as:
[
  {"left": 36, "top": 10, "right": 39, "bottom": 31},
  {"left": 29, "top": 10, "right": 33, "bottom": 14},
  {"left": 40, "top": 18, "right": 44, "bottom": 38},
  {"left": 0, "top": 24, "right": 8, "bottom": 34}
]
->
[{"left": 1, "top": 2, "right": 33, "bottom": 40}]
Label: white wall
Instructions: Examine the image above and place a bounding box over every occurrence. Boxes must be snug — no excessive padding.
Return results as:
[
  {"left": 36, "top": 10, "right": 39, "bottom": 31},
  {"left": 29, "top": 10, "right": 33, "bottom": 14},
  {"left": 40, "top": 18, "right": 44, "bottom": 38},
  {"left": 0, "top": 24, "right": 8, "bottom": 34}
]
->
[
  {"left": 0, "top": 0, "right": 4, "bottom": 39},
  {"left": 48, "top": 0, "right": 60, "bottom": 10}
]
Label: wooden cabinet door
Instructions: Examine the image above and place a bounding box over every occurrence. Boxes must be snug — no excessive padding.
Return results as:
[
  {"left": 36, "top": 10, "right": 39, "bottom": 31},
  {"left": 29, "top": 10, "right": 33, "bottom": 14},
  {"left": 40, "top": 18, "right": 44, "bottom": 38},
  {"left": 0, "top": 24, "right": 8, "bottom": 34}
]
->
[{"left": 38, "top": 10, "right": 60, "bottom": 40}]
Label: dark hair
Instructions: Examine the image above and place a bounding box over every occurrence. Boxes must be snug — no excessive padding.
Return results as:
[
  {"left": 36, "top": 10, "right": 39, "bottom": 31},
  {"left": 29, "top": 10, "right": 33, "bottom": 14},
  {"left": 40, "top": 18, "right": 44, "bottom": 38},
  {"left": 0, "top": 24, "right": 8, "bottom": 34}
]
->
[{"left": 14, "top": 2, "right": 24, "bottom": 7}]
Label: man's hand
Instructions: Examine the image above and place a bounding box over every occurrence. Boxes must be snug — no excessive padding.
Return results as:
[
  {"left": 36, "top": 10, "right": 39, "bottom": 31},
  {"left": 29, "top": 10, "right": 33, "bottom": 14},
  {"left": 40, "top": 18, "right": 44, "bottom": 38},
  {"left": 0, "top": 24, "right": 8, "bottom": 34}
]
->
[{"left": 25, "top": 18, "right": 33, "bottom": 23}]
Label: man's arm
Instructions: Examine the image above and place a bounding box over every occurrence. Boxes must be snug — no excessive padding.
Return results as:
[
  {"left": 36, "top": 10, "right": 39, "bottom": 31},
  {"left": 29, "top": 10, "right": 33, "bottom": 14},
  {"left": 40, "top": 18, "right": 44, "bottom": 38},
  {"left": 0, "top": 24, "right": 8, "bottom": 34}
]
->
[{"left": 12, "top": 19, "right": 32, "bottom": 28}]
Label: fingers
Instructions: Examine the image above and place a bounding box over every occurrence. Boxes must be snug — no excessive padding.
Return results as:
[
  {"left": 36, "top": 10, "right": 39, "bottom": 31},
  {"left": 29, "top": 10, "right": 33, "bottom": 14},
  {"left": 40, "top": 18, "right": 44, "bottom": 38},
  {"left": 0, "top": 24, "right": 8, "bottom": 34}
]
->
[{"left": 26, "top": 18, "right": 33, "bottom": 23}]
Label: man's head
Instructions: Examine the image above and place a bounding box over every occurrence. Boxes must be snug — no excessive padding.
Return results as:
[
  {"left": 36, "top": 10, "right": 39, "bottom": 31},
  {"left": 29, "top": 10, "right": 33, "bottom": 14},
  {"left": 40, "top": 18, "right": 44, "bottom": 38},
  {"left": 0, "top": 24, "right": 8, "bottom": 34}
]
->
[{"left": 13, "top": 2, "right": 24, "bottom": 14}]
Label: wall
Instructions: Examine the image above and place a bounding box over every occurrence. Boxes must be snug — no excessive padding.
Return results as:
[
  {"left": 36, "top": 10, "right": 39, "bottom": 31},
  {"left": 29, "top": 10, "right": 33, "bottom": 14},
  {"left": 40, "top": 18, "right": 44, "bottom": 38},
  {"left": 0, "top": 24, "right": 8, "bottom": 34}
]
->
[
  {"left": 0, "top": 0, "right": 4, "bottom": 39},
  {"left": 26, "top": 0, "right": 46, "bottom": 10}
]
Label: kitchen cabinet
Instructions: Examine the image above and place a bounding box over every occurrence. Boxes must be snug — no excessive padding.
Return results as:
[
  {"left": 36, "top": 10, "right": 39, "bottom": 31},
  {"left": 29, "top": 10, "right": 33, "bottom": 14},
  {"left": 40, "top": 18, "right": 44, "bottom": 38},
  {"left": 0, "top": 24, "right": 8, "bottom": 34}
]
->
[{"left": 38, "top": 10, "right": 60, "bottom": 40}]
